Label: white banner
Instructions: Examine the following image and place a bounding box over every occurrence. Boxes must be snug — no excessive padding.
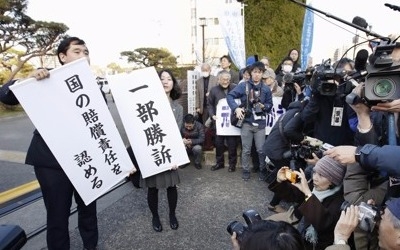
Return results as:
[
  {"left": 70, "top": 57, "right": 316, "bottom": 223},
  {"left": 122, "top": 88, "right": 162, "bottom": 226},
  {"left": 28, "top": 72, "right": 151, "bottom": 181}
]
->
[
  {"left": 218, "top": 5, "right": 246, "bottom": 69},
  {"left": 10, "top": 58, "right": 135, "bottom": 205},
  {"left": 265, "top": 97, "right": 286, "bottom": 135},
  {"left": 215, "top": 97, "right": 285, "bottom": 136},
  {"left": 107, "top": 67, "right": 189, "bottom": 178},
  {"left": 216, "top": 98, "right": 241, "bottom": 136}
]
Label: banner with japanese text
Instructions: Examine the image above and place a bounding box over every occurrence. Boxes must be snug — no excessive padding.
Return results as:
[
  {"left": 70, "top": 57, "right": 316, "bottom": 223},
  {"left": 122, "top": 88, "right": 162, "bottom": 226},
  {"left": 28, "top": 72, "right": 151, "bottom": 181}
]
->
[
  {"left": 10, "top": 58, "right": 135, "bottom": 205},
  {"left": 215, "top": 97, "right": 285, "bottom": 136},
  {"left": 265, "top": 97, "right": 286, "bottom": 135},
  {"left": 301, "top": 0, "right": 314, "bottom": 70},
  {"left": 218, "top": 5, "right": 246, "bottom": 70},
  {"left": 107, "top": 67, "right": 190, "bottom": 178}
]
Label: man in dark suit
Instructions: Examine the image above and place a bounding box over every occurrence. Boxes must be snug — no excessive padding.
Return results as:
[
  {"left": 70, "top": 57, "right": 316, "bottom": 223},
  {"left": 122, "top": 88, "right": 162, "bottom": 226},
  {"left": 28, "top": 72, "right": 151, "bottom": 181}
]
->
[
  {"left": 195, "top": 62, "right": 218, "bottom": 125},
  {"left": 195, "top": 63, "right": 218, "bottom": 151},
  {"left": 0, "top": 37, "right": 99, "bottom": 250}
]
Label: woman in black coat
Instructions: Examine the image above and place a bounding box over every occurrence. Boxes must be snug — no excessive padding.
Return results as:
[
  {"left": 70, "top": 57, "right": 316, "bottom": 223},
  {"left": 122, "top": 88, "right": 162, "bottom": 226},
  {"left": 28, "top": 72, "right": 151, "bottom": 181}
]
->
[{"left": 268, "top": 156, "right": 347, "bottom": 250}]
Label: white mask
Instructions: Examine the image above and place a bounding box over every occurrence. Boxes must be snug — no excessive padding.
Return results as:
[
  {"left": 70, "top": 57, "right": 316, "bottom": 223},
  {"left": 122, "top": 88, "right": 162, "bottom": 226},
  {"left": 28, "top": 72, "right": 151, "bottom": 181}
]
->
[
  {"left": 201, "top": 72, "right": 210, "bottom": 78},
  {"left": 282, "top": 65, "right": 293, "bottom": 73}
]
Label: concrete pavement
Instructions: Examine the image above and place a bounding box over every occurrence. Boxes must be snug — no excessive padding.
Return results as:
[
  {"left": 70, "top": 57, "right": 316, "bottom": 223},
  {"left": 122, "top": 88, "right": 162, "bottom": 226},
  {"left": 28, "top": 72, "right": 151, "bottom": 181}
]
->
[{"left": 1, "top": 158, "right": 278, "bottom": 250}]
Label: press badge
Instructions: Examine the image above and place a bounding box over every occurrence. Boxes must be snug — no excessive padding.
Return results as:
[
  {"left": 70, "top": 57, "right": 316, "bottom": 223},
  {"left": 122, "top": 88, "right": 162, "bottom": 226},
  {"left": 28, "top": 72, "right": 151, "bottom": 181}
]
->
[{"left": 331, "top": 107, "right": 343, "bottom": 126}]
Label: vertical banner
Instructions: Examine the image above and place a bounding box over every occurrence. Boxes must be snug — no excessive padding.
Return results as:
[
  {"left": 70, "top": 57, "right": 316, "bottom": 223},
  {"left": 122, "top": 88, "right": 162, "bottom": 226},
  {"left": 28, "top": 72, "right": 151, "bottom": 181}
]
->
[
  {"left": 10, "top": 58, "right": 135, "bottom": 205},
  {"left": 218, "top": 5, "right": 246, "bottom": 69},
  {"left": 107, "top": 67, "right": 189, "bottom": 178},
  {"left": 301, "top": 1, "right": 314, "bottom": 70}
]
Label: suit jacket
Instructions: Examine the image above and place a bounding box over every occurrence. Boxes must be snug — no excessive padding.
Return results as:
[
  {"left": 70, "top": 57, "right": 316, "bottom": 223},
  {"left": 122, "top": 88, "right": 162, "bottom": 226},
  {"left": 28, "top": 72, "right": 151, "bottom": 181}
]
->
[
  {"left": 195, "top": 75, "right": 218, "bottom": 116},
  {"left": 228, "top": 69, "right": 240, "bottom": 84}
]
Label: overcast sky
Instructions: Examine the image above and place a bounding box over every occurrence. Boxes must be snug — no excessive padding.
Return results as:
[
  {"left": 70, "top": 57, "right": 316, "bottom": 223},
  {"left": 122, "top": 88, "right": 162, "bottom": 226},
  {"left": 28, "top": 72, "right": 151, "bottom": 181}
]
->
[
  {"left": 26, "top": 0, "right": 400, "bottom": 67},
  {"left": 27, "top": 0, "right": 191, "bottom": 67},
  {"left": 309, "top": 0, "right": 400, "bottom": 63}
]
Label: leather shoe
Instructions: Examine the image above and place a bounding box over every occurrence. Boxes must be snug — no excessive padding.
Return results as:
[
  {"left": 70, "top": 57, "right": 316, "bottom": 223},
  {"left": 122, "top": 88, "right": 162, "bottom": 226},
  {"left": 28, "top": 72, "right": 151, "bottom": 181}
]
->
[
  {"left": 194, "top": 163, "right": 202, "bottom": 169},
  {"left": 169, "top": 215, "right": 179, "bottom": 230},
  {"left": 152, "top": 216, "right": 162, "bottom": 232},
  {"left": 211, "top": 164, "right": 224, "bottom": 171},
  {"left": 228, "top": 166, "right": 236, "bottom": 172}
]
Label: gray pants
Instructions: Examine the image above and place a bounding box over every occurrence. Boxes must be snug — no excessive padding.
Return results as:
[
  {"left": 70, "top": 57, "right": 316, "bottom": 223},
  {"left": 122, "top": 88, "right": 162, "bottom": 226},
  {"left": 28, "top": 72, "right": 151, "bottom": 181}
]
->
[
  {"left": 187, "top": 145, "right": 203, "bottom": 165},
  {"left": 240, "top": 123, "right": 266, "bottom": 172}
]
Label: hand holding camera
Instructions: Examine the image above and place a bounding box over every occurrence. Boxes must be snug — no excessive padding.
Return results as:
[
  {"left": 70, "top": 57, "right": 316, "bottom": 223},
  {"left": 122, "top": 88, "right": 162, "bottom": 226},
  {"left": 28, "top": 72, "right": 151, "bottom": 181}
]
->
[
  {"left": 277, "top": 167, "right": 302, "bottom": 184},
  {"left": 235, "top": 107, "right": 245, "bottom": 120},
  {"left": 340, "top": 200, "right": 380, "bottom": 232},
  {"left": 334, "top": 205, "right": 360, "bottom": 244}
]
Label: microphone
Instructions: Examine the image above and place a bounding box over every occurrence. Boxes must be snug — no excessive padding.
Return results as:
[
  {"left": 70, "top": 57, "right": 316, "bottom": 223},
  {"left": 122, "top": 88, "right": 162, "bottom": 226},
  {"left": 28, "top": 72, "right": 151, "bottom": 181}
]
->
[
  {"left": 385, "top": 3, "right": 400, "bottom": 11},
  {"left": 344, "top": 49, "right": 369, "bottom": 88},
  {"left": 354, "top": 49, "right": 369, "bottom": 71},
  {"left": 352, "top": 16, "right": 368, "bottom": 29}
]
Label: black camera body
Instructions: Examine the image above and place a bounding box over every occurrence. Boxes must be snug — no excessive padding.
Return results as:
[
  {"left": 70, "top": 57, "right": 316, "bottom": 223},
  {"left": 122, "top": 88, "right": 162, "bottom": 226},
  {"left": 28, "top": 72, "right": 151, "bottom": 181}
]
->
[
  {"left": 311, "top": 59, "right": 337, "bottom": 96},
  {"left": 310, "top": 59, "right": 347, "bottom": 96},
  {"left": 283, "top": 72, "right": 309, "bottom": 92},
  {"left": 251, "top": 89, "right": 264, "bottom": 116},
  {"left": 362, "top": 64, "right": 400, "bottom": 104},
  {"left": 227, "top": 209, "right": 262, "bottom": 242},
  {"left": 284, "top": 140, "right": 333, "bottom": 160},
  {"left": 347, "top": 41, "right": 400, "bottom": 106}
]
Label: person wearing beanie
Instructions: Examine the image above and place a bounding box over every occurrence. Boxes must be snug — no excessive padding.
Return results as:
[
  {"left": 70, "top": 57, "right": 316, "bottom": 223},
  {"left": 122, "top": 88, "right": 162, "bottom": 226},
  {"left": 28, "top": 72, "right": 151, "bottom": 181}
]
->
[
  {"left": 262, "top": 67, "right": 283, "bottom": 97},
  {"left": 268, "top": 156, "right": 347, "bottom": 249},
  {"left": 327, "top": 197, "right": 400, "bottom": 250}
]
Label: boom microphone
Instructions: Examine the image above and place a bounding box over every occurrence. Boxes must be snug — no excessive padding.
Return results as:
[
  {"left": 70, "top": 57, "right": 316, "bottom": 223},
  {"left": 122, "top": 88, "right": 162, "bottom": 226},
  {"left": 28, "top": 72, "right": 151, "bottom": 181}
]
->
[
  {"left": 354, "top": 49, "right": 369, "bottom": 71},
  {"left": 352, "top": 16, "right": 368, "bottom": 29},
  {"left": 344, "top": 49, "right": 369, "bottom": 88},
  {"left": 385, "top": 3, "right": 400, "bottom": 12}
]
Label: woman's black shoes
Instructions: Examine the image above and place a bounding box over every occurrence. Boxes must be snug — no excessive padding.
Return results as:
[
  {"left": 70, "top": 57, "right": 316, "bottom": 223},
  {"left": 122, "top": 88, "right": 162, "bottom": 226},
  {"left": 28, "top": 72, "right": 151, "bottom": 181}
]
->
[
  {"left": 152, "top": 216, "right": 162, "bottom": 232},
  {"left": 169, "top": 215, "right": 179, "bottom": 230}
]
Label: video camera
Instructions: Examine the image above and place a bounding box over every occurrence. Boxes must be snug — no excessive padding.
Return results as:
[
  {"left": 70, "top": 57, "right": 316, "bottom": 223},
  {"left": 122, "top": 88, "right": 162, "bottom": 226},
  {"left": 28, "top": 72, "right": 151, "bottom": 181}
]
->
[
  {"left": 310, "top": 59, "right": 347, "bottom": 96},
  {"left": 283, "top": 137, "right": 334, "bottom": 160},
  {"left": 341, "top": 201, "right": 381, "bottom": 232},
  {"left": 226, "top": 209, "right": 262, "bottom": 242},
  {"left": 283, "top": 71, "right": 309, "bottom": 91},
  {"left": 347, "top": 40, "right": 400, "bottom": 106}
]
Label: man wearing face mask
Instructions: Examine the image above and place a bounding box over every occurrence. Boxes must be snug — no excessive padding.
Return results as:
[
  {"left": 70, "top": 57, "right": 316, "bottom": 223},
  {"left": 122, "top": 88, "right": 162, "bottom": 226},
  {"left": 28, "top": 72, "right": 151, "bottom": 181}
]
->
[
  {"left": 195, "top": 63, "right": 218, "bottom": 125},
  {"left": 275, "top": 57, "right": 294, "bottom": 88}
]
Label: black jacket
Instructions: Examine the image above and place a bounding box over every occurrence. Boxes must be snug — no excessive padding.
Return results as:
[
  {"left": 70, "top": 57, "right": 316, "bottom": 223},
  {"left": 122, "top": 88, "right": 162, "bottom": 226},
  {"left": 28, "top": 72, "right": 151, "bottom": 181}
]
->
[
  {"left": 263, "top": 101, "right": 306, "bottom": 161},
  {"left": 300, "top": 92, "right": 355, "bottom": 146}
]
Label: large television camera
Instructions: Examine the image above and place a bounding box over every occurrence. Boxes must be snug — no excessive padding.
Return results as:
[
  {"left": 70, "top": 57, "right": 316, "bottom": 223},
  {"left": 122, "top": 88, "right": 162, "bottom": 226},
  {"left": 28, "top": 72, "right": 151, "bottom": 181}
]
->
[
  {"left": 310, "top": 59, "right": 347, "bottom": 96},
  {"left": 346, "top": 40, "right": 400, "bottom": 106},
  {"left": 363, "top": 41, "right": 400, "bottom": 104}
]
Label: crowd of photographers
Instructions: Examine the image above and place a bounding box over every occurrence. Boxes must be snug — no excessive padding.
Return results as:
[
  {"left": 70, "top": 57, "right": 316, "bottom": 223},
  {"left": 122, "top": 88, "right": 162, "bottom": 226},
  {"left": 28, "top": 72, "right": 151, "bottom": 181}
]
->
[{"left": 227, "top": 35, "right": 400, "bottom": 249}]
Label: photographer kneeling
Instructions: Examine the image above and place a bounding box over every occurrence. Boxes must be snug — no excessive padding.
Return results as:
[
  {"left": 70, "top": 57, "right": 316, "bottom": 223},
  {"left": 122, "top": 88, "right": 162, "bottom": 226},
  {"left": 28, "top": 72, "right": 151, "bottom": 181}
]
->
[
  {"left": 268, "top": 156, "right": 348, "bottom": 249},
  {"left": 230, "top": 220, "right": 305, "bottom": 250}
]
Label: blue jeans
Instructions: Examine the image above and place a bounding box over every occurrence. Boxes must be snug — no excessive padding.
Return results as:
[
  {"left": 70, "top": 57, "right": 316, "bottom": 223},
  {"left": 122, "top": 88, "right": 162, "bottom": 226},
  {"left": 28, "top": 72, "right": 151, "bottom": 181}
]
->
[{"left": 240, "top": 123, "right": 266, "bottom": 172}]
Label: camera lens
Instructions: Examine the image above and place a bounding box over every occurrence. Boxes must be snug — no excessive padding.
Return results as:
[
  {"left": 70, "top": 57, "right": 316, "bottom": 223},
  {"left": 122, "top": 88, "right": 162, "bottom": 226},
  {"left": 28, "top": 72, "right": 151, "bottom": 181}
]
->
[
  {"left": 226, "top": 221, "right": 246, "bottom": 236},
  {"left": 243, "top": 209, "right": 262, "bottom": 225},
  {"left": 373, "top": 78, "right": 395, "bottom": 97},
  {"left": 340, "top": 200, "right": 351, "bottom": 211}
]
